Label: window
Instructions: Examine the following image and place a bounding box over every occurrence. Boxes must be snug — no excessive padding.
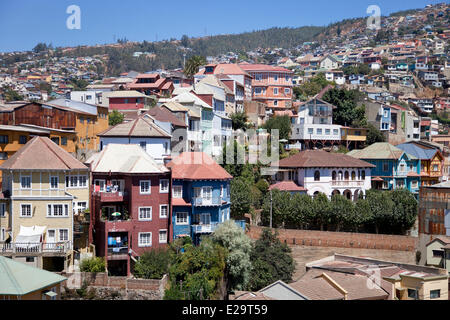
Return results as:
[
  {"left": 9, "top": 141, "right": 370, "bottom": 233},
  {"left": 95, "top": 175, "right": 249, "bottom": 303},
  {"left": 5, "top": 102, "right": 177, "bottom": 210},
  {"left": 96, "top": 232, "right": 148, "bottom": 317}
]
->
[
  {"left": 139, "top": 207, "right": 152, "bottom": 221},
  {"left": 0, "top": 135, "right": 8, "bottom": 144},
  {"left": 177, "top": 212, "right": 188, "bottom": 225},
  {"left": 50, "top": 176, "right": 58, "bottom": 189},
  {"left": 61, "top": 137, "right": 67, "bottom": 146},
  {"left": 140, "top": 180, "right": 151, "bottom": 194},
  {"left": 273, "top": 88, "right": 279, "bottom": 95},
  {"left": 159, "top": 230, "right": 167, "bottom": 244},
  {"left": 332, "top": 171, "right": 337, "bottom": 181},
  {"left": 274, "top": 75, "right": 278, "bottom": 82},
  {"left": 325, "top": 129, "right": 331, "bottom": 135},
  {"left": 159, "top": 179, "right": 169, "bottom": 193},
  {"left": 76, "top": 202, "right": 87, "bottom": 214},
  {"left": 411, "top": 180, "right": 418, "bottom": 189},
  {"left": 314, "top": 170, "right": 320, "bottom": 181},
  {"left": 51, "top": 137, "right": 60, "bottom": 145},
  {"left": 160, "top": 205, "right": 168, "bottom": 218},
  {"left": 173, "top": 186, "right": 182, "bottom": 198},
  {"left": 26, "top": 257, "right": 35, "bottom": 263},
  {"left": 383, "top": 162, "right": 389, "bottom": 172},
  {"left": 70, "top": 176, "right": 78, "bottom": 188},
  {"left": 361, "top": 170, "right": 366, "bottom": 180},
  {"left": 432, "top": 250, "right": 444, "bottom": 258},
  {"left": 20, "top": 204, "right": 32, "bottom": 217},
  {"left": 333, "top": 129, "right": 339, "bottom": 135},
  {"left": 317, "top": 128, "right": 322, "bottom": 135},
  {"left": 351, "top": 171, "right": 356, "bottom": 180},
  {"left": 47, "top": 204, "right": 69, "bottom": 217},
  {"left": 138, "top": 232, "right": 152, "bottom": 247},
  {"left": 273, "top": 100, "right": 278, "bottom": 106},
  {"left": 255, "top": 74, "right": 262, "bottom": 81},
  {"left": 433, "top": 164, "right": 439, "bottom": 172},
  {"left": 21, "top": 176, "right": 31, "bottom": 189},
  {"left": 19, "top": 135, "right": 27, "bottom": 144},
  {"left": 0, "top": 152, "right": 7, "bottom": 160},
  {"left": 140, "top": 141, "right": 146, "bottom": 150},
  {"left": 407, "top": 289, "right": 418, "bottom": 300},
  {"left": 0, "top": 203, "right": 5, "bottom": 217},
  {"left": 0, "top": 227, "right": 5, "bottom": 241},
  {"left": 308, "top": 128, "right": 313, "bottom": 134},
  {"left": 430, "top": 290, "right": 440, "bottom": 299},
  {"left": 79, "top": 176, "right": 87, "bottom": 187},
  {"left": 94, "top": 179, "right": 105, "bottom": 192},
  {"left": 255, "top": 88, "right": 262, "bottom": 95},
  {"left": 285, "top": 88, "right": 290, "bottom": 94},
  {"left": 59, "top": 229, "right": 69, "bottom": 241},
  {"left": 344, "top": 171, "right": 349, "bottom": 180},
  {"left": 285, "top": 75, "right": 290, "bottom": 82}
]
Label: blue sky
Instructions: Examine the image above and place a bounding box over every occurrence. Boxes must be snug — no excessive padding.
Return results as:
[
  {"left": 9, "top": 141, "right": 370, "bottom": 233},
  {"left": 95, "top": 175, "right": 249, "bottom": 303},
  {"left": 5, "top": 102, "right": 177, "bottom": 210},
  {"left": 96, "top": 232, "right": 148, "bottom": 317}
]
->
[{"left": 0, "top": 0, "right": 444, "bottom": 52}]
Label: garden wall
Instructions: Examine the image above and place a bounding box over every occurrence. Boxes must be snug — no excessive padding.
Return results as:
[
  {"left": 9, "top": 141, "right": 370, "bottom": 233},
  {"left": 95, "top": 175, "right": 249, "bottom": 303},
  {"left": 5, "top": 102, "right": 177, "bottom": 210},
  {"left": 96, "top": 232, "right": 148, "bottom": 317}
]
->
[{"left": 247, "top": 226, "right": 418, "bottom": 252}]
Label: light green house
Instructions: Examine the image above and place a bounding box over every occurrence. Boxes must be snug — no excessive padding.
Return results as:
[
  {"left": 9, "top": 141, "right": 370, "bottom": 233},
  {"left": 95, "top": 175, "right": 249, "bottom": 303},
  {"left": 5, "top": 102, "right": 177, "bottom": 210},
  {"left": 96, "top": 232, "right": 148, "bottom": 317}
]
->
[{"left": 0, "top": 256, "right": 66, "bottom": 300}]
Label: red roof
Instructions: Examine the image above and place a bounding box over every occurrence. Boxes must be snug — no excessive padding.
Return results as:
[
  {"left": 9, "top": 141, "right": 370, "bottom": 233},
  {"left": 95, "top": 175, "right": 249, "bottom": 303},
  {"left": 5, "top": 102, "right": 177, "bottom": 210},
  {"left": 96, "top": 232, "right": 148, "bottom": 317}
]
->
[
  {"left": 166, "top": 152, "right": 233, "bottom": 180},
  {"left": 269, "top": 181, "right": 307, "bottom": 192},
  {"left": 172, "top": 198, "right": 191, "bottom": 207},
  {"left": 277, "top": 150, "right": 375, "bottom": 169}
]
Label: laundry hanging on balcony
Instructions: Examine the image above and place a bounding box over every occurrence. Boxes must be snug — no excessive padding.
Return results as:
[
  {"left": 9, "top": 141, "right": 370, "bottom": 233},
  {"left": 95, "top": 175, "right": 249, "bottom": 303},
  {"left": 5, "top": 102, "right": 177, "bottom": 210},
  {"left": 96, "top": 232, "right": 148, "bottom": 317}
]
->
[{"left": 15, "top": 225, "right": 46, "bottom": 249}]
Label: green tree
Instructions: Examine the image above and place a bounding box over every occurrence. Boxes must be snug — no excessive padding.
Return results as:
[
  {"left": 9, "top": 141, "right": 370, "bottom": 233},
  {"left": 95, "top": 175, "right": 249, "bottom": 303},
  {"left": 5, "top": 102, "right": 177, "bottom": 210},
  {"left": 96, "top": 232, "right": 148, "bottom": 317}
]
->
[
  {"left": 230, "top": 111, "right": 249, "bottom": 131},
  {"left": 261, "top": 189, "right": 292, "bottom": 228},
  {"left": 354, "top": 198, "right": 373, "bottom": 232},
  {"left": 312, "top": 192, "right": 331, "bottom": 231},
  {"left": 322, "top": 88, "right": 366, "bottom": 127},
  {"left": 365, "top": 123, "right": 386, "bottom": 145},
  {"left": 4, "top": 87, "right": 24, "bottom": 102},
  {"left": 79, "top": 257, "right": 106, "bottom": 273},
  {"left": 230, "top": 177, "right": 254, "bottom": 219},
  {"left": 290, "top": 193, "right": 314, "bottom": 229},
  {"left": 389, "top": 189, "right": 418, "bottom": 234},
  {"left": 212, "top": 220, "right": 253, "bottom": 291},
  {"left": 108, "top": 110, "right": 124, "bottom": 126},
  {"left": 330, "top": 194, "right": 355, "bottom": 232},
  {"left": 134, "top": 248, "right": 170, "bottom": 279},
  {"left": 184, "top": 55, "right": 207, "bottom": 78},
  {"left": 247, "top": 228, "right": 295, "bottom": 291},
  {"left": 365, "top": 189, "right": 394, "bottom": 234},
  {"left": 262, "top": 115, "right": 291, "bottom": 141}
]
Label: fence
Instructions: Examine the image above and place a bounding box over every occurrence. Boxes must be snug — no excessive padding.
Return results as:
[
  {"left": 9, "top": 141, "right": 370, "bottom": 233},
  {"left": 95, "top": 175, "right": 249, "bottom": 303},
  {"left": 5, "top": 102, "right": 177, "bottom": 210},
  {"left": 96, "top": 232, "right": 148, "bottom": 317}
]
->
[{"left": 247, "top": 226, "right": 418, "bottom": 252}]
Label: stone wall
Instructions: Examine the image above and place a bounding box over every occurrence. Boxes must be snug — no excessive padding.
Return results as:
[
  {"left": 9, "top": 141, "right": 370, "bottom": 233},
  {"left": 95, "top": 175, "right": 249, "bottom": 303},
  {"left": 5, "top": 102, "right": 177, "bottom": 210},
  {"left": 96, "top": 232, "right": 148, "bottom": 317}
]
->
[
  {"left": 247, "top": 226, "right": 418, "bottom": 251},
  {"left": 59, "top": 272, "right": 167, "bottom": 300}
]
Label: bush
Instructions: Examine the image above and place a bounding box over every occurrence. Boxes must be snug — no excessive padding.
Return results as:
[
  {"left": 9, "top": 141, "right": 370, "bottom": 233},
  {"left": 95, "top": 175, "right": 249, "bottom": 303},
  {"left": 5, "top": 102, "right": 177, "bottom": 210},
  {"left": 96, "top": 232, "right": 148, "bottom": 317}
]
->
[
  {"left": 134, "top": 248, "right": 170, "bottom": 279},
  {"left": 79, "top": 257, "right": 106, "bottom": 273}
]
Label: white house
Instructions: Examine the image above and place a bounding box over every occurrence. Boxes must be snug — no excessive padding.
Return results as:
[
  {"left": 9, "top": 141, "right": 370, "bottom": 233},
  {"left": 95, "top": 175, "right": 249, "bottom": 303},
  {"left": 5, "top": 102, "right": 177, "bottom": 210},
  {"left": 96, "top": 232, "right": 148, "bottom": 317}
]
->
[
  {"left": 98, "top": 116, "right": 171, "bottom": 164},
  {"left": 273, "top": 150, "right": 374, "bottom": 200},
  {"left": 320, "top": 55, "right": 341, "bottom": 70}
]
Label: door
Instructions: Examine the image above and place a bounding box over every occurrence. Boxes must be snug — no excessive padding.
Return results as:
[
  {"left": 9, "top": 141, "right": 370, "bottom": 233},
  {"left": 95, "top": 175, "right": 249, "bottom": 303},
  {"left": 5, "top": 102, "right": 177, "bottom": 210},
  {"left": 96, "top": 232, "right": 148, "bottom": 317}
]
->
[
  {"left": 47, "top": 229, "right": 56, "bottom": 250},
  {"left": 202, "top": 187, "right": 212, "bottom": 205}
]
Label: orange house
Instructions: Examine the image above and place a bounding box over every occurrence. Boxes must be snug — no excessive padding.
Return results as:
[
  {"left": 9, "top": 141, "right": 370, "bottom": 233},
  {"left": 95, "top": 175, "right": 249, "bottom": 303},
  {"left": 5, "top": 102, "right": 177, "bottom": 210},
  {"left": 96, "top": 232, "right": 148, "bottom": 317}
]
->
[{"left": 239, "top": 63, "right": 294, "bottom": 110}]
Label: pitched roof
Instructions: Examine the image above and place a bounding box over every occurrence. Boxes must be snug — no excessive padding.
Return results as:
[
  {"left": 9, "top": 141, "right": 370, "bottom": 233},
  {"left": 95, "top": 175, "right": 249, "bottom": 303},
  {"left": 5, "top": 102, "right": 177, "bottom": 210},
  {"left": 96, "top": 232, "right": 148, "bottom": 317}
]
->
[
  {"left": 0, "top": 256, "right": 66, "bottom": 296},
  {"left": 213, "top": 64, "right": 251, "bottom": 77},
  {"left": 105, "top": 90, "right": 151, "bottom": 99},
  {"left": 0, "top": 136, "right": 87, "bottom": 171},
  {"left": 98, "top": 116, "right": 171, "bottom": 138},
  {"left": 277, "top": 150, "right": 375, "bottom": 169},
  {"left": 291, "top": 269, "right": 388, "bottom": 300},
  {"left": 347, "top": 143, "right": 414, "bottom": 160},
  {"left": 166, "top": 152, "right": 233, "bottom": 180},
  {"left": 87, "top": 144, "right": 169, "bottom": 174},
  {"left": 269, "top": 181, "right": 307, "bottom": 192},
  {"left": 146, "top": 107, "right": 187, "bottom": 128},
  {"left": 396, "top": 142, "right": 439, "bottom": 160}
]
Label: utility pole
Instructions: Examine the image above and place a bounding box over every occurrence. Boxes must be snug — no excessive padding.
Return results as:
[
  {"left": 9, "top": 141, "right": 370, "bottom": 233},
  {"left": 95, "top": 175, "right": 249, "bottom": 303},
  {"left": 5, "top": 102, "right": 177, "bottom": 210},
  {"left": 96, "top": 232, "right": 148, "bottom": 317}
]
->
[{"left": 270, "top": 189, "right": 273, "bottom": 228}]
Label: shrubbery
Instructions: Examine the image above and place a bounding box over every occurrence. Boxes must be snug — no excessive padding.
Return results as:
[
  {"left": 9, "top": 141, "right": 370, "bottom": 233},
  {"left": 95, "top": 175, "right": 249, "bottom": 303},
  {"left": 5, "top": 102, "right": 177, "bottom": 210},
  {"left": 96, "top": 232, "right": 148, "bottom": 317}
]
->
[
  {"left": 134, "top": 248, "right": 170, "bottom": 280},
  {"left": 79, "top": 257, "right": 106, "bottom": 273}
]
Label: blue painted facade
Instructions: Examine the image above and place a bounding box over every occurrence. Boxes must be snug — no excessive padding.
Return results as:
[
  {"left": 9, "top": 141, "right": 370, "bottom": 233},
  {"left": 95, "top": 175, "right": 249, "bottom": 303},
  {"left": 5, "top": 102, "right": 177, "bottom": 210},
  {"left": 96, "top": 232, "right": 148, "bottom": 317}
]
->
[
  {"left": 172, "top": 179, "right": 232, "bottom": 244},
  {"left": 364, "top": 152, "right": 421, "bottom": 194}
]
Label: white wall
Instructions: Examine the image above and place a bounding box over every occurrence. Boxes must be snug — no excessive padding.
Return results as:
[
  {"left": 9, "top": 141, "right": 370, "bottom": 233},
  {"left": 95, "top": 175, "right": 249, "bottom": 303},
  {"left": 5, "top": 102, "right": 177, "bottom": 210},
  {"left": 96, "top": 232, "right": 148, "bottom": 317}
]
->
[{"left": 100, "top": 137, "right": 171, "bottom": 163}]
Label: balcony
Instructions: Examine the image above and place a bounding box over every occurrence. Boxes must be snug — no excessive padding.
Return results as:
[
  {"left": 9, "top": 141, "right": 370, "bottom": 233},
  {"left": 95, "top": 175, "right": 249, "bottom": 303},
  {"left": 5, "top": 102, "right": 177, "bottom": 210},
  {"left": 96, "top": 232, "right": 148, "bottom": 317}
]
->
[
  {"left": 94, "top": 190, "right": 127, "bottom": 203},
  {"left": 331, "top": 180, "right": 365, "bottom": 187},
  {"left": 192, "top": 197, "right": 223, "bottom": 207},
  {"left": 0, "top": 242, "right": 71, "bottom": 256},
  {"left": 191, "top": 223, "right": 219, "bottom": 234}
]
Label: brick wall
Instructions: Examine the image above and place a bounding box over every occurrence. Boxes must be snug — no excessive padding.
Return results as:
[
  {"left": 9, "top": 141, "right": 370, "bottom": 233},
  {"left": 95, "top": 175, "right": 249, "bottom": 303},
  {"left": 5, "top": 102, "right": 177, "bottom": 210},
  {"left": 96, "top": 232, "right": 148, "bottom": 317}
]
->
[{"left": 247, "top": 226, "right": 418, "bottom": 252}]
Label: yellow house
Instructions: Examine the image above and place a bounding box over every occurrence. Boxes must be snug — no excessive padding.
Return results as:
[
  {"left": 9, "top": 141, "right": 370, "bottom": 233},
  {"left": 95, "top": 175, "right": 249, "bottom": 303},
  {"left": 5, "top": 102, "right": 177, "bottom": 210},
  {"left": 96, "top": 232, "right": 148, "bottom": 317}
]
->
[
  {"left": 341, "top": 127, "right": 367, "bottom": 149},
  {"left": 0, "top": 136, "right": 89, "bottom": 272}
]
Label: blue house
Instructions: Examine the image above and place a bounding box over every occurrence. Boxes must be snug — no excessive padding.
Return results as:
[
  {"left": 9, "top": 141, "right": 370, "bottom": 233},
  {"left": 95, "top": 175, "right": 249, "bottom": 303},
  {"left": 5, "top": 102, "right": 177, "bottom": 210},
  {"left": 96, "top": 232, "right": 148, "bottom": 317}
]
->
[
  {"left": 347, "top": 143, "right": 420, "bottom": 195},
  {"left": 166, "top": 152, "right": 233, "bottom": 244}
]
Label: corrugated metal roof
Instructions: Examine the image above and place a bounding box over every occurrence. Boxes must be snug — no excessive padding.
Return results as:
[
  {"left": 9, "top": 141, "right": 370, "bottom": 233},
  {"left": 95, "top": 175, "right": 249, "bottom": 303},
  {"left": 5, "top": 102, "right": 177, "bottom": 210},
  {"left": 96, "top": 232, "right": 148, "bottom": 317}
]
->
[
  {"left": 0, "top": 256, "right": 66, "bottom": 295},
  {"left": 47, "top": 98, "right": 98, "bottom": 115},
  {"left": 396, "top": 143, "right": 437, "bottom": 160},
  {"left": 347, "top": 143, "right": 416, "bottom": 160},
  {"left": 98, "top": 116, "right": 171, "bottom": 138},
  {"left": 88, "top": 144, "right": 169, "bottom": 174}
]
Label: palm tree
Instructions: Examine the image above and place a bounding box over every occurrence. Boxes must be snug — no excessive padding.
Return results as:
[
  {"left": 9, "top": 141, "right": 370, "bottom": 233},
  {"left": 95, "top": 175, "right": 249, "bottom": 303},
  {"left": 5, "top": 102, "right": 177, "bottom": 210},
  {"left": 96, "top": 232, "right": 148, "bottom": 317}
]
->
[{"left": 184, "top": 55, "right": 207, "bottom": 78}]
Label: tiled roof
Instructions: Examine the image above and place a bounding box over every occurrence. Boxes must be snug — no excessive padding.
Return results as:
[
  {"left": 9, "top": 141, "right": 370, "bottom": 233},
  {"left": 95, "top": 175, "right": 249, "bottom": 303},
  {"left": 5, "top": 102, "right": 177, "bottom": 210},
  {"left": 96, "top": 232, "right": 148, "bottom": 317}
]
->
[
  {"left": 277, "top": 150, "right": 375, "bottom": 169},
  {"left": 98, "top": 116, "right": 171, "bottom": 138},
  {"left": 269, "top": 181, "right": 307, "bottom": 192},
  {"left": 0, "top": 136, "right": 87, "bottom": 171},
  {"left": 172, "top": 198, "right": 192, "bottom": 207},
  {"left": 213, "top": 64, "right": 251, "bottom": 77},
  {"left": 166, "top": 152, "right": 233, "bottom": 180}
]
